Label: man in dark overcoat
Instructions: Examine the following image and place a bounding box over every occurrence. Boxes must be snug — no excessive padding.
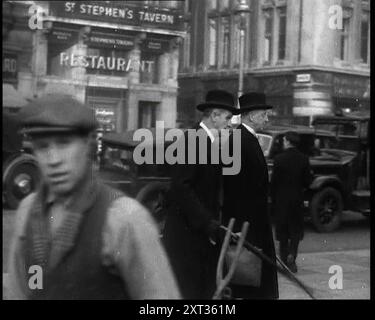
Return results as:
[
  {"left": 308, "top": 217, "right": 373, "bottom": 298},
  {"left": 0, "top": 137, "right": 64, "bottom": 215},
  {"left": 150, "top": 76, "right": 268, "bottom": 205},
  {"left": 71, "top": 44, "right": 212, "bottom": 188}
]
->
[
  {"left": 163, "top": 90, "right": 238, "bottom": 299},
  {"left": 222, "top": 92, "right": 279, "bottom": 299},
  {"left": 270, "top": 131, "right": 313, "bottom": 273}
]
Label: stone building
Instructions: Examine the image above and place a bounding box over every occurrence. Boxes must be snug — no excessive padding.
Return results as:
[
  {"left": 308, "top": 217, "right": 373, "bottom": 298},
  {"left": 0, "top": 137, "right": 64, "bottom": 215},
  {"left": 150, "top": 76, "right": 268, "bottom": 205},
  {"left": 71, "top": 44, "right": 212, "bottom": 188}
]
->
[
  {"left": 3, "top": 1, "right": 186, "bottom": 132},
  {"left": 178, "top": 0, "right": 370, "bottom": 127}
]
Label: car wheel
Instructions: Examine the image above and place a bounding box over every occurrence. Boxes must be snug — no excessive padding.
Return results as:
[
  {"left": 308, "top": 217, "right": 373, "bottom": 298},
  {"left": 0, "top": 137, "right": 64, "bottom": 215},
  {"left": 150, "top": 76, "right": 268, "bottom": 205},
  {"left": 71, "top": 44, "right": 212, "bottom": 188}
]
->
[
  {"left": 310, "top": 187, "right": 343, "bottom": 232},
  {"left": 136, "top": 182, "right": 170, "bottom": 234},
  {"left": 3, "top": 155, "right": 40, "bottom": 210}
]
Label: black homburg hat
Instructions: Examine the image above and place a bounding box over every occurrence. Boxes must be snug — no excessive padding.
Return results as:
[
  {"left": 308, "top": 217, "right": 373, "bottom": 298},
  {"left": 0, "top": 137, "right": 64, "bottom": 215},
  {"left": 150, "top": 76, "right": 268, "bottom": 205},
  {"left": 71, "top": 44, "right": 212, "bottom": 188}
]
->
[{"left": 196, "top": 90, "right": 239, "bottom": 114}]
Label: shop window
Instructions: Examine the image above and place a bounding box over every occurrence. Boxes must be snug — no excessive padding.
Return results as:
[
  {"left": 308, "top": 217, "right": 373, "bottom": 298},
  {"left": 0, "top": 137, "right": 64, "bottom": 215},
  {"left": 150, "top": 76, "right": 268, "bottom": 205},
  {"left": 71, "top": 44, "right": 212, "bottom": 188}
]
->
[
  {"left": 221, "top": 16, "right": 230, "bottom": 67},
  {"left": 140, "top": 52, "right": 159, "bottom": 84},
  {"left": 208, "top": 18, "right": 218, "bottom": 67},
  {"left": 278, "top": 7, "right": 286, "bottom": 60},
  {"left": 47, "top": 41, "right": 73, "bottom": 76},
  {"left": 85, "top": 46, "right": 132, "bottom": 77},
  {"left": 360, "top": 12, "right": 369, "bottom": 64},
  {"left": 138, "top": 101, "right": 159, "bottom": 128}
]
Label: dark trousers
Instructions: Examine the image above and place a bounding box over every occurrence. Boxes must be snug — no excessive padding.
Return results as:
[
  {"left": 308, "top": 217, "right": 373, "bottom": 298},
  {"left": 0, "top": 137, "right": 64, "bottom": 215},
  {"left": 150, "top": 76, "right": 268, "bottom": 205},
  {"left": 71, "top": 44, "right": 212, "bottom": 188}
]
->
[{"left": 279, "top": 238, "right": 299, "bottom": 263}]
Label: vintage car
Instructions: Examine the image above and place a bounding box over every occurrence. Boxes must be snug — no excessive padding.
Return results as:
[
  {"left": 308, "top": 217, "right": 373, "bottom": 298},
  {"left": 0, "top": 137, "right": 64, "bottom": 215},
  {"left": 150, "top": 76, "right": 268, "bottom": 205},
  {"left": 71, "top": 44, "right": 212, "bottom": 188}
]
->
[
  {"left": 257, "top": 125, "right": 359, "bottom": 232},
  {"left": 312, "top": 111, "right": 370, "bottom": 217},
  {"left": 99, "top": 128, "right": 184, "bottom": 231},
  {"left": 3, "top": 112, "right": 40, "bottom": 209}
]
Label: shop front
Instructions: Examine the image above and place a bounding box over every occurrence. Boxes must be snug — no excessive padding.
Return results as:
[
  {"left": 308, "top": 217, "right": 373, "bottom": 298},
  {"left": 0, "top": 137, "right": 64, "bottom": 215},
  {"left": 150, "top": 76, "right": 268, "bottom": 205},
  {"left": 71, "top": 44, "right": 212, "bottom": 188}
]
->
[{"left": 33, "top": 1, "right": 184, "bottom": 132}]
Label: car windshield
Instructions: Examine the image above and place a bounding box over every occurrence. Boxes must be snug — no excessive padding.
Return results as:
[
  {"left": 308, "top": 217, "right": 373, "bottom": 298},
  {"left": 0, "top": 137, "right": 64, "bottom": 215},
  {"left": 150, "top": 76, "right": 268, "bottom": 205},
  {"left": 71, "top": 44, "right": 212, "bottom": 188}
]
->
[
  {"left": 258, "top": 134, "right": 273, "bottom": 157},
  {"left": 100, "top": 146, "right": 133, "bottom": 172}
]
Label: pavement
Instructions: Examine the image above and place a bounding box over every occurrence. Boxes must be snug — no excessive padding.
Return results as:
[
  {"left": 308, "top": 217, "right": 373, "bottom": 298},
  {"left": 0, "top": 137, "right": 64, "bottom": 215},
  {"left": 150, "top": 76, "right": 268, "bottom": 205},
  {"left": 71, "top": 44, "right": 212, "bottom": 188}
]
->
[
  {"left": 3, "top": 249, "right": 370, "bottom": 300},
  {"left": 277, "top": 249, "right": 370, "bottom": 299}
]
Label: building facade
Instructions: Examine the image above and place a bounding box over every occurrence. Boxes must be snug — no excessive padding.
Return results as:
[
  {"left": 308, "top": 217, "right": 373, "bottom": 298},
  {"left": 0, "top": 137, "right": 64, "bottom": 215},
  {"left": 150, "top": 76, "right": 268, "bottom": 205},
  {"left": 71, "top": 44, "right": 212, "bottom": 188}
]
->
[
  {"left": 178, "top": 0, "right": 370, "bottom": 127},
  {"left": 3, "top": 1, "right": 186, "bottom": 132}
]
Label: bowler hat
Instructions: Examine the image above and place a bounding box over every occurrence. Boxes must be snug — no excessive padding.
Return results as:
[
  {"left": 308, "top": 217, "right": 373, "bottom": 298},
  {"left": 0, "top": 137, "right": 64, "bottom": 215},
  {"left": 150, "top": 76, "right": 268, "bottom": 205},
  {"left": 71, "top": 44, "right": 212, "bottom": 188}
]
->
[
  {"left": 18, "top": 94, "right": 98, "bottom": 135},
  {"left": 196, "top": 90, "right": 239, "bottom": 114},
  {"left": 237, "top": 92, "right": 273, "bottom": 113}
]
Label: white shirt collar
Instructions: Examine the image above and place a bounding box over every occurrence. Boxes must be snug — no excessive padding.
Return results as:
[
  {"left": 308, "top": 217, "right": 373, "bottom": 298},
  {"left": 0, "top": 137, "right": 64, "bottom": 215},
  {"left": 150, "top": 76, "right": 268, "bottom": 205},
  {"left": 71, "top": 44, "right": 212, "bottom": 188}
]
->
[
  {"left": 242, "top": 123, "right": 258, "bottom": 139},
  {"left": 199, "top": 121, "right": 215, "bottom": 143}
]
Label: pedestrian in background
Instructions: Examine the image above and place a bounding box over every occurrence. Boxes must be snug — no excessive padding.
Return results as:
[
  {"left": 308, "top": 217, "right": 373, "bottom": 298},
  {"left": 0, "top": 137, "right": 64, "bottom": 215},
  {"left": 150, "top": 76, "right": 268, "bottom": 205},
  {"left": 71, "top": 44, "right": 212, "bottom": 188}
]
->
[
  {"left": 163, "top": 90, "right": 238, "bottom": 299},
  {"left": 222, "top": 92, "right": 279, "bottom": 299},
  {"left": 270, "top": 131, "right": 313, "bottom": 273},
  {"left": 6, "top": 94, "right": 180, "bottom": 300}
]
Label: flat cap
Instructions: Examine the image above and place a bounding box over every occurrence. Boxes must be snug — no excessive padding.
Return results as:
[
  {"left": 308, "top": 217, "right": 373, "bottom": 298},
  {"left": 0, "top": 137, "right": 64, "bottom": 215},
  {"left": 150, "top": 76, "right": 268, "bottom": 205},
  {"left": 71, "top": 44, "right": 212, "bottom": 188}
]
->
[{"left": 18, "top": 94, "right": 98, "bottom": 135}]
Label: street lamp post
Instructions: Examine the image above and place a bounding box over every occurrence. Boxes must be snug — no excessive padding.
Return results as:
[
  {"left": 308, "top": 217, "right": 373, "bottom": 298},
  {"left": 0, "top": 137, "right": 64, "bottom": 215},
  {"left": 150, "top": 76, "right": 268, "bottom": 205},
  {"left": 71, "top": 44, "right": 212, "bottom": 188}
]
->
[{"left": 232, "top": 0, "right": 250, "bottom": 124}]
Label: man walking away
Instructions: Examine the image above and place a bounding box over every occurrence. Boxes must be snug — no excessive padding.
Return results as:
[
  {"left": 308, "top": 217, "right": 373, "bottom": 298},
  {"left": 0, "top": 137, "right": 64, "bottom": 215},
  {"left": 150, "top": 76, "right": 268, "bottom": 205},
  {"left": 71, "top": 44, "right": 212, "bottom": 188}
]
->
[{"left": 270, "top": 131, "right": 313, "bottom": 273}]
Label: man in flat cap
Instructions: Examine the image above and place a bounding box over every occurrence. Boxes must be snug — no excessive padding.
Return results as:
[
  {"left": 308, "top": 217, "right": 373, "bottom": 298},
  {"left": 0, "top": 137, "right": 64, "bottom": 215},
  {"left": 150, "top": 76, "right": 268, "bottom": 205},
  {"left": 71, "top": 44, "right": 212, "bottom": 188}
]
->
[
  {"left": 5, "top": 94, "right": 180, "bottom": 300},
  {"left": 163, "top": 90, "right": 238, "bottom": 299},
  {"left": 222, "top": 92, "right": 279, "bottom": 299}
]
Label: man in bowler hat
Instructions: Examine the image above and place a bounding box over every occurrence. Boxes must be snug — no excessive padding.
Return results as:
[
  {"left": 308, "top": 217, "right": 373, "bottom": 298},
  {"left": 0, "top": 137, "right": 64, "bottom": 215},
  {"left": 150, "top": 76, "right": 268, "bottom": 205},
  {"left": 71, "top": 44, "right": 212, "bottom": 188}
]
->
[
  {"left": 6, "top": 94, "right": 180, "bottom": 300},
  {"left": 163, "top": 90, "right": 238, "bottom": 299},
  {"left": 222, "top": 92, "right": 279, "bottom": 299},
  {"left": 270, "top": 131, "right": 313, "bottom": 273}
]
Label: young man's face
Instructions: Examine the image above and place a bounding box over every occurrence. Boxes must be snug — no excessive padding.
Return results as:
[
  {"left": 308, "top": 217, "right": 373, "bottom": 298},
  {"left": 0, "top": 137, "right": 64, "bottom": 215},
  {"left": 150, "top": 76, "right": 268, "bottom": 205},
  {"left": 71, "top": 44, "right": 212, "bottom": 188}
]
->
[{"left": 31, "top": 132, "right": 92, "bottom": 196}]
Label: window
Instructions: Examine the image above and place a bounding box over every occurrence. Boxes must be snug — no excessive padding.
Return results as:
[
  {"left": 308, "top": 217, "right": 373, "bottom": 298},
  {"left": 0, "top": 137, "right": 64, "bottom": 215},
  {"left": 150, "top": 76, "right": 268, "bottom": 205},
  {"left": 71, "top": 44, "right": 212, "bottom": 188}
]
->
[
  {"left": 262, "top": 3, "right": 287, "bottom": 65},
  {"left": 233, "top": 19, "right": 241, "bottom": 65},
  {"left": 360, "top": 12, "right": 369, "bottom": 63},
  {"left": 140, "top": 52, "right": 159, "bottom": 84},
  {"left": 160, "top": 1, "right": 180, "bottom": 9},
  {"left": 264, "top": 9, "right": 273, "bottom": 63},
  {"left": 335, "top": 10, "right": 351, "bottom": 61},
  {"left": 86, "top": 47, "right": 130, "bottom": 77},
  {"left": 138, "top": 101, "right": 158, "bottom": 128},
  {"left": 221, "top": 16, "right": 230, "bottom": 67},
  {"left": 182, "top": 23, "right": 192, "bottom": 68},
  {"left": 208, "top": 18, "right": 218, "bottom": 67},
  {"left": 221, "top": 0, "right": 230, "bottom": 10},
  {"left": 143, "top": 0, "right": 159, "bottom": 6},
  {"left": 208, "top": 0, "right": 218, "bottom": 11},
  {"left": 278, "top": 7, "right": 286, "bottom": 60}
]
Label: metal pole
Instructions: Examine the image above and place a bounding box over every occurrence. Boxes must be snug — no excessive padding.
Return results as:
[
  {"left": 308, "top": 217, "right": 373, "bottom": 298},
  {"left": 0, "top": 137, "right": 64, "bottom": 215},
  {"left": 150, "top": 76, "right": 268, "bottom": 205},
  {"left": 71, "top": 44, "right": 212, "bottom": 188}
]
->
[{"left": 238, "top": 28, "right": 245, "bottom": 99}]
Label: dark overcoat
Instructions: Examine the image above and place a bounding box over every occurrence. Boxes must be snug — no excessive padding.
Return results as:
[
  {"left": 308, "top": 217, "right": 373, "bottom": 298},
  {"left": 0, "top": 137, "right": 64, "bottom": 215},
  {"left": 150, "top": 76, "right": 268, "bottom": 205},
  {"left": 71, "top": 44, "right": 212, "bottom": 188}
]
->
[
  {"left": 270, "top": 147, "right": 313, "bottom": 242},
  {"left": 162, "top": 126, "right": 221, "bottom": 299},
  {"left": 222, "top": 124, "right": 279, "bottom": 299}
]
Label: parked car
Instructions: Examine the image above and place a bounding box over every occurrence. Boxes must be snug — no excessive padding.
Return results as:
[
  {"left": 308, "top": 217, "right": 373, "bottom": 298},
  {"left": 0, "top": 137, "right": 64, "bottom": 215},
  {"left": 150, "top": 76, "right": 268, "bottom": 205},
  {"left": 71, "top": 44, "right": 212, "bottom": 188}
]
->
[
  {"left": 3, "top": 112, "right": 40, "bottom": 209},
  {"left": 99, "top": 128, "right": 184, "bottom": 232},
  {"left": 257, "top": 124, "right": 359, "bottom": 232},
  {"left": 312, "top": 111, "right": 370, "bottom": 217}
]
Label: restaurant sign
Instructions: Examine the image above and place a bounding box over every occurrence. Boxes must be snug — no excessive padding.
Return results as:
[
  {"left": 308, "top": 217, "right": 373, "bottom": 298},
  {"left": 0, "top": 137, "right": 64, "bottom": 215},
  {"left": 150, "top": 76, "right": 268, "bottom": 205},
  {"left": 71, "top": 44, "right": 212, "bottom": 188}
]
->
[
  {"left": 60, "top": 52, "right": 155, "bottom": 73},
  {"left": 48, "top": 29, "right": 78, "bottom": 43},
  {"left": 49, "top": 1, "right": 184, "bottom": 31},
  {"left": 142, "top": 39, "right": 170, "bottom": 53},
  {"left": 86, "top": 32, "right": 135, "bottom": 50}
]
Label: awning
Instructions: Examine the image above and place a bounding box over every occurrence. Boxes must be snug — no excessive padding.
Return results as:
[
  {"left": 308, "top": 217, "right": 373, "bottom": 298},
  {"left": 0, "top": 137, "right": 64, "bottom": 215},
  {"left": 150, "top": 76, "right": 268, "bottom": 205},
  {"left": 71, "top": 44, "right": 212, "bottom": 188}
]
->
[{"left": 2, "top": 83, "right": 28, "bottom": 108}]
